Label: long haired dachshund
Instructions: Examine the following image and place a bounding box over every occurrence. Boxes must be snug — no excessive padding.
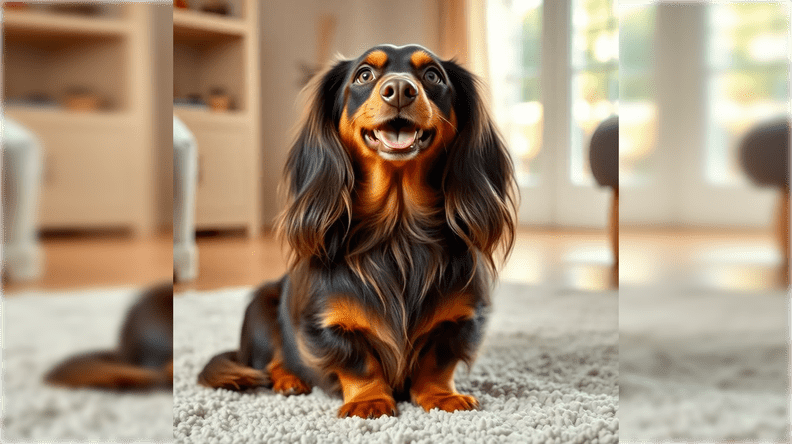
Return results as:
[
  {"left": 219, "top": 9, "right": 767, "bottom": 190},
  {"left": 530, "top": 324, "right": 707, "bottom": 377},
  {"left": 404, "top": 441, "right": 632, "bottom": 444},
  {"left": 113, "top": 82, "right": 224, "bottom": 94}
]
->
[
  {"left": 45, "top": 283, "right": 173, "bottom": 390},
  {"left": 199, "top": 44, "right": 516, "bottom": 418}
]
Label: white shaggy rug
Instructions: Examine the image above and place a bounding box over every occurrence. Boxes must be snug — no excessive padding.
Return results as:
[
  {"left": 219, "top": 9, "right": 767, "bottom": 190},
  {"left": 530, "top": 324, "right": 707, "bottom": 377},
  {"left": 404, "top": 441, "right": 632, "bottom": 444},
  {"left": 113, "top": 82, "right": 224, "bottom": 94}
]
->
[
  {"left": 174, "top": 282, "right": 618, "bottom": 444},
  {"left": 1, "top": 287, "right": 173, "bottom": 443},
  {"left": 619, "top": 286, "right": 790, "bottom": 442}
]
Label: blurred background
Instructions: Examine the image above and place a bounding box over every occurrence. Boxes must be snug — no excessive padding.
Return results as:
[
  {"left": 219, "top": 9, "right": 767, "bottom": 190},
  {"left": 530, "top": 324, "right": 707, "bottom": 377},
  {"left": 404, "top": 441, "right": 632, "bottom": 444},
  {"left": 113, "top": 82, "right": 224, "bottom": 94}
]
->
[
  {"left": 2, "top": 0, "right": 788, "bottom": 441},
  {"left": 1, "top": 2, "right": 173, "bottom": 441},
  {"left": 3, "top": 2, "right": 172, "bottom": 290},
  {"left": 171, "top": 3, "right": 619, "bottom": 440},
  {"left": 172, "top": 0, "right": 620, "bottom": 294},
  {"left": 618, "top": 2, "right": 790, "bottom": 441}
]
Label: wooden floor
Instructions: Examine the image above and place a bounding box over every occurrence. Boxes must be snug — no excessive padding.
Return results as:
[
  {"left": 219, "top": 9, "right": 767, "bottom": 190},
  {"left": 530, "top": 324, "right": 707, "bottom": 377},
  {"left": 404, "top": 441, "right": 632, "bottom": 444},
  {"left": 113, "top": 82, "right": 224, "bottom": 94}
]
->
[
  {"left": 3, "top": 232, "right": 172, "bottom": 294},
  {"left": 172, "top": 228, "right": 614, "bottom": 292},
  {"left": 3, "top": 227, "right": 786, "bottom": 294}
]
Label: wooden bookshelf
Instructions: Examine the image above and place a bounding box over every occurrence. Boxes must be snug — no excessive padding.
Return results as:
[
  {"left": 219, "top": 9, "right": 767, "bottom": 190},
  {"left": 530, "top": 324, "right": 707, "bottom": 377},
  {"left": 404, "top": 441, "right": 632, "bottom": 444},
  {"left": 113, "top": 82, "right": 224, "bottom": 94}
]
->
[
  {"left": 3, "top": 4, "right": 164, "bottom": 235},
  {"left": 3, "top": 8, "right": 129, "bottom": 38},
  {"left": 173, "top": 8, "right": 244, "bottom": 40},
  {"left": 173, "top": 0, "right": 261, "bottom": 235}
]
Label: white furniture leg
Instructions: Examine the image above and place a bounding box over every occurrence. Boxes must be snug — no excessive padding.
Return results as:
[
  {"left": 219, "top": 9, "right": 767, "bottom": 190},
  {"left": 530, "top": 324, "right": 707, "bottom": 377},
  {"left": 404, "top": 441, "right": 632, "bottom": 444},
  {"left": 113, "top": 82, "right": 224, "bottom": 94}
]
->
[
  {"left": 173, "top": 115, "right": 199, "bottom": 282},
  {"left": 2, "top": 118, "right": 44, "bottom": 281}
]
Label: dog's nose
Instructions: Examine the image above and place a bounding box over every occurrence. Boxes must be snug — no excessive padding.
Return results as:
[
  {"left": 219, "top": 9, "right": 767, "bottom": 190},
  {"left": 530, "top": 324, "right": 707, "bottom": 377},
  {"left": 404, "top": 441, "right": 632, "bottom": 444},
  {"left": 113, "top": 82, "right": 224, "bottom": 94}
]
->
[{"left": 380, "top": 78, "right": 418, "bottom": 109}]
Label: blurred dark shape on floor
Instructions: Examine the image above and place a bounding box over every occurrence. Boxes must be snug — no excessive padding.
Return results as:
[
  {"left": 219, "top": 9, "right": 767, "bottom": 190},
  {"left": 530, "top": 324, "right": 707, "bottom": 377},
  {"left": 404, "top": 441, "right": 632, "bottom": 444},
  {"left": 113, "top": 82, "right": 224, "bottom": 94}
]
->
[
  {"left": 589, "top": 115, "right": 619, "bottom": 287},
  {"left": 44, "top": 283, "right": 173, "bottom": 391},
  {"left": 739, "top": 117, "right": 790, "bottom": 286}
]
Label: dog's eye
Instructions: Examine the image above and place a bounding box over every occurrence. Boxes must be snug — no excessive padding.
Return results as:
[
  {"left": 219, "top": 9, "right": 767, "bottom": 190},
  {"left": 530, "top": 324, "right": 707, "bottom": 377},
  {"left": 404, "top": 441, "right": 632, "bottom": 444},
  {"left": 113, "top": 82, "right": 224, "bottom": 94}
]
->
[
  {"left": 424, "top": 68, "right": 443, "bottom": 84},
  {"left": 355, "top": 68, "right": 375, "bottom": 84}
]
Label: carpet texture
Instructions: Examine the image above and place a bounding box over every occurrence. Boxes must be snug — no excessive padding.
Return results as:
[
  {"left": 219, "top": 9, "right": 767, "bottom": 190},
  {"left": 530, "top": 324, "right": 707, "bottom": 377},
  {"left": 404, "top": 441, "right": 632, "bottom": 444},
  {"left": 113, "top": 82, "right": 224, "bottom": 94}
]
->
[
  {"left": 619, "top": 287, "right": 789, "bottom": 442},
  {"left": 174, "top": 282, "right": 618, "bottom": 443},
  {"left": 1, "top": 287, "right": 173, "bottom": 443}
]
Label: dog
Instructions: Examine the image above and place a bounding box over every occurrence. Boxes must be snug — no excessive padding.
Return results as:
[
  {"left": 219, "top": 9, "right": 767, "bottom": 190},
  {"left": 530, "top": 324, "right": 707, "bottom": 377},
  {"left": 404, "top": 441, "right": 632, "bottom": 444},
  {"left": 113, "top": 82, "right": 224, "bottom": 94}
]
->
[
  {"left": 44, "top": 283, "right": 173, "bottom": 390},
  {"left": 198, "top": 44, "right": 516, "bottom": 418}
]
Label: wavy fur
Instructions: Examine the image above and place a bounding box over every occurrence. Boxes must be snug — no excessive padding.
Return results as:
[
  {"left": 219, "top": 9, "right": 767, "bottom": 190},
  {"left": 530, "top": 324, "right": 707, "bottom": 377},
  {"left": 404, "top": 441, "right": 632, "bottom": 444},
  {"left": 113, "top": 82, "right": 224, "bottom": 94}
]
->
[{"left": 203, "top": 45, "right": 517, "bottom": 419}]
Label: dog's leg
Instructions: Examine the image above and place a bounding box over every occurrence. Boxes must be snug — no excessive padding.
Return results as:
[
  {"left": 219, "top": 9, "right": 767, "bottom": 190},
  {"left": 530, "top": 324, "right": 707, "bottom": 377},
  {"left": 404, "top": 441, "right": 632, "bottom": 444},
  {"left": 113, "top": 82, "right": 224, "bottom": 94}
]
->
[
  {"left": 266, "top": 353, "right": 311, "bottom": 395},
  {"left": 409, "top": 294, "right": 485, "bottom": 413},
  {"left": 300, "top": 295, "right": 400, "bottom": 418},
  {"left": 410, "top": 345, "right": 479, "bottom": 412},
  {"left": 336, "top": 357, "right": 396, "bottom": 418}
]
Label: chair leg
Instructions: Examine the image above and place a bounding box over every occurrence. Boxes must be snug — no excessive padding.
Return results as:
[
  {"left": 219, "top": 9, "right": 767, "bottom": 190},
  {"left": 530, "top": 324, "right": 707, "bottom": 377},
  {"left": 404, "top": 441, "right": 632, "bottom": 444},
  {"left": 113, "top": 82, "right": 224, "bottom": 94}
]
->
[
  {"left": 610, "top": 187, "right": 619, "bottom": 288},
  {"left": 778, "top": 187, "right": 789, "bottom": 288}
]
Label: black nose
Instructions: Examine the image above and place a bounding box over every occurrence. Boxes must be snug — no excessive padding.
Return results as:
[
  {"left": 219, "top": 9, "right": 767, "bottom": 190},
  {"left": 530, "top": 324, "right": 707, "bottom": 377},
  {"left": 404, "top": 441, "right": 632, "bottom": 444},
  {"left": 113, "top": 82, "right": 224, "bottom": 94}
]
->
[{"left": 379, "top": 77, "right": 418, "bottom": 109}]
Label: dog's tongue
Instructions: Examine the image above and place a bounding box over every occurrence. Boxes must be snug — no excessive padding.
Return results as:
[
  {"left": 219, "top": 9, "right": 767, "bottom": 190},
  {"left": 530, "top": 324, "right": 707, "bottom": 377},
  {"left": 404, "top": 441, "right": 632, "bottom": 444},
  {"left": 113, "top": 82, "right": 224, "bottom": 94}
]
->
[{"left": 379, "top": 128, "right": 415, "bottom": 149}]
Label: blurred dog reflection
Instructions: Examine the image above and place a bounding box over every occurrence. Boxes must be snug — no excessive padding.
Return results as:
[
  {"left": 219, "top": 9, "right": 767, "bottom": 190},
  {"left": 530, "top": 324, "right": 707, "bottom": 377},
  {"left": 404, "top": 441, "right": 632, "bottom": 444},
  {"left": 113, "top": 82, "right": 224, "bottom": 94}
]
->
[{"left": 44, "top": 283, "right": 173, "bottom": 390}]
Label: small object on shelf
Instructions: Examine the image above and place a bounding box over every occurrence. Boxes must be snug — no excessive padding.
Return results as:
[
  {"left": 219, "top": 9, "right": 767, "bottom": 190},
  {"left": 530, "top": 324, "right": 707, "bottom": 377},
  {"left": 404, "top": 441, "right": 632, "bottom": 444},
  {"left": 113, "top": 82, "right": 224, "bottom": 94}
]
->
[
  {"left": 3, "top": 3, "right": 28, "bottom": 10},
  {"left": 200, "top": 0, "right": 230, "bottom": 16},
  {"left": 64, "top": 87, "right": 102, "bottom": 112},
  {"left": 175, "top": 0, "right": 189, "bottom": 9},
  {"left": 207, "top": 87, "right": 231, "bottom": 112},
  {"left": 24, "top": 92, "right": 58, "bottom": 107},
  {"left": 174, "top": 94, "right": 207, "bottom": 108},
  {"left": 49, "top": 3, "right": 102, "bottom": 15}
]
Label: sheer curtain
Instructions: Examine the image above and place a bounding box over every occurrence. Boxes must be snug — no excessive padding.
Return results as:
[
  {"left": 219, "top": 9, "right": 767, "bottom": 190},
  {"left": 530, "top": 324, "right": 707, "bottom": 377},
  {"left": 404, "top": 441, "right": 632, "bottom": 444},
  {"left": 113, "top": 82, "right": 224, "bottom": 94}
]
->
[{"left": 438, "top": 0, "right": 491, "bottom": 86}]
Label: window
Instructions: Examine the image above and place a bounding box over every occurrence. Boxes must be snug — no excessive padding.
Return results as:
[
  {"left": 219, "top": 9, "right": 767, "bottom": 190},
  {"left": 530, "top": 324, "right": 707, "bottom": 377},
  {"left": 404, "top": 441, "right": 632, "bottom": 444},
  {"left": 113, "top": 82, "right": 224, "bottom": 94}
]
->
[
  {"left": 485, "top": 0, "right": 613, "bottom": 227},
  {"left": 569, "top": 0, "right": 618, "bottom": 186},
  {"left": 486, "top": 0, "right": 543, "bottom": 188},
  {"left": 619, "top": 4, "right": 657, "bottom": 186},
  {"left": 706, "top": 2, "right": 790, "bottom": 186}
]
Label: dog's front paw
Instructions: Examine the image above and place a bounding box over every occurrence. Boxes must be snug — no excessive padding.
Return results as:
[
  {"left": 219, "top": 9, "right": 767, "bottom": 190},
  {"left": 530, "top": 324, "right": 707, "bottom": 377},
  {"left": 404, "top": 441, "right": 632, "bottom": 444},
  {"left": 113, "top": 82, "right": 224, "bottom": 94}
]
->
[
  {"left": 271, "top": 373, "right": 311, "bottom": 395},
  {"left": 338, "top": 398, "right": 397, "bottom": 419},
  {"left": 416, "top": 392, "right": 479, "bottom": 412},
  {"left": 269, "top": 361, "right": 311, "bottom": 395}
]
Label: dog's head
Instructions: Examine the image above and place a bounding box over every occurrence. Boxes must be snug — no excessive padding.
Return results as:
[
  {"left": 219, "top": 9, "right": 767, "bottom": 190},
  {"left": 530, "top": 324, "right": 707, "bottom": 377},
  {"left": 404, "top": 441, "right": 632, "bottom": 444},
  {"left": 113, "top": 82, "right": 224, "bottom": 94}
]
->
[
  {"left": 336, "top": 45, "right": 457, "bottom": 163},
  {"left": 280, "top": 45, "right": 515, "bottom": 271}
]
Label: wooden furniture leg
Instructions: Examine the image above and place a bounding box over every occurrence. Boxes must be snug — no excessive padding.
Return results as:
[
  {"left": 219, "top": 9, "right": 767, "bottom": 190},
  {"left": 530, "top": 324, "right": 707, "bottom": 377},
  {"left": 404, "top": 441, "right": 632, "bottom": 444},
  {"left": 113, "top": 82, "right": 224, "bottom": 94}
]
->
[
  {"left": 610, "top": 187, "right": 619, "bottom": 288},
  {"left": 778, "top": 187, "right": 789, "bottom": 287}
]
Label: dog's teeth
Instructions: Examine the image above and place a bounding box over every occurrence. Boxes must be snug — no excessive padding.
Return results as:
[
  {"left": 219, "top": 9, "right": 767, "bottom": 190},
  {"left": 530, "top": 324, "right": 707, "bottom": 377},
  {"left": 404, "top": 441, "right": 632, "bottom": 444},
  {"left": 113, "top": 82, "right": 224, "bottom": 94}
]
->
[{"left": 417, "top": 129, "right": 423, "bottom": 139}]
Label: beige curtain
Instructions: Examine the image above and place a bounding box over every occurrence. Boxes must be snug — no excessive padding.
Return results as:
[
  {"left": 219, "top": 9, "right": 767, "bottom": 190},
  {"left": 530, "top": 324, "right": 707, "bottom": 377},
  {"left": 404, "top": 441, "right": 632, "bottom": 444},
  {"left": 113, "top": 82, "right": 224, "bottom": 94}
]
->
[
  {"left": 438, "top": 0, "right": 469, "bottom": 64},
  {"left": 438, "top": 0, "right": 492, "bottom": 94}
]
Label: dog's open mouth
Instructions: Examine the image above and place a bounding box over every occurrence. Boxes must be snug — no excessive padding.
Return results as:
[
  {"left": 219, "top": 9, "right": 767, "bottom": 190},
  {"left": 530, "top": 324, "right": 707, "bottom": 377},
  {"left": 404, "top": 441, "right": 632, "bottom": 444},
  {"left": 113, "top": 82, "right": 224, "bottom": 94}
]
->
[{"left": 362, "top": 117, "right": 434, "bottom": 157}]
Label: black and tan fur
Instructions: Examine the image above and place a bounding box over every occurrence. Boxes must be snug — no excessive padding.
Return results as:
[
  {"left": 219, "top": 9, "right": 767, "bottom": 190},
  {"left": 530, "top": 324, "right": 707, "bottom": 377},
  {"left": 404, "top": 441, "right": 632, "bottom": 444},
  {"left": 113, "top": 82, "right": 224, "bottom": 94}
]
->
[
  {"left": 44, "top": 283, "right": 173, "bottom": 390},
  {"left": 198, "top": 45, "right": 516, "bottom": 418}
]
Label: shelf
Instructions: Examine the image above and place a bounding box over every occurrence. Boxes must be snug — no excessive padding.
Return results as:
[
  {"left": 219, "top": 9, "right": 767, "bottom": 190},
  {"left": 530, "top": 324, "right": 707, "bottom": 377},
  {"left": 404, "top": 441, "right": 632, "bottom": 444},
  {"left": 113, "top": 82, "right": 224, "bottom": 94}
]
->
[
  {"left": 174, "top": 32, "right": 246, "bottom": 111},
  {"left": 173, "top": 8, "right": 245, "bottom": 43},
  {"left": 5, "top": 106, "right": 132, "bottom": 127},
  {"left": 3, "top": 9, "right": 129, "bottom": 41},
  {"left": 174, "top": 106, "right": 249, "bottom": 126}
]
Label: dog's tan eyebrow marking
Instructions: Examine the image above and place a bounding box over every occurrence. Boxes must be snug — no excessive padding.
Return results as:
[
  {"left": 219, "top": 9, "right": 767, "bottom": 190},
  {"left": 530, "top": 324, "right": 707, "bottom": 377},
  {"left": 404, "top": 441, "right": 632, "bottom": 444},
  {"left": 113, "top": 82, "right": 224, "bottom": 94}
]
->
[
  {"left": 363, "top": 50, "right": 388, "bottom": 68},
  {"left": 410, "top": 51, "right": 434, "bottom": 69}
]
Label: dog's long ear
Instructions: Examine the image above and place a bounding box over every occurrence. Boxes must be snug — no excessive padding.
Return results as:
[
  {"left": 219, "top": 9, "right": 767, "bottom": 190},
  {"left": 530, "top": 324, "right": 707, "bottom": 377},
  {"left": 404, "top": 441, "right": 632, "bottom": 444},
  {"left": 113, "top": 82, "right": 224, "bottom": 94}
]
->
[
  {"left": 441, "top": 60, "right": 517, "bottom": 274},
  {"left": 278, "top": 59, "right": 353, "bottom": 263}
]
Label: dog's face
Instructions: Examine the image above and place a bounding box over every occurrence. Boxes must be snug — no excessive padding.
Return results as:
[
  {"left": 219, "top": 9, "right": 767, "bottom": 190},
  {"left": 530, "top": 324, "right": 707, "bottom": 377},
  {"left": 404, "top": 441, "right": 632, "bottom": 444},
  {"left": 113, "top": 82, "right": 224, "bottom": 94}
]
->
[
  {"left": 281, "top": 44, "right": 516, "bottom": 270},
  {"left": 337, "top": 45, "right": 457, "bottom": 162}
]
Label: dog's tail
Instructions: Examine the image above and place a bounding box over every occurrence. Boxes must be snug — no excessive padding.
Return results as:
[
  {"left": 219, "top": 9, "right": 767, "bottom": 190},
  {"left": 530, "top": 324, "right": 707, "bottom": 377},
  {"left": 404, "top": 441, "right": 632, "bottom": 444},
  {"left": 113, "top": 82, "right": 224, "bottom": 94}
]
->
[
  {"left": 45, "top": 351, "right": 171, "bottom": 390},
  {"left": 198, "top": 279, "right": 285, "bottom": 391},
  {"left": 197, "top": 350, "right": 269, "bottom": 390}
]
